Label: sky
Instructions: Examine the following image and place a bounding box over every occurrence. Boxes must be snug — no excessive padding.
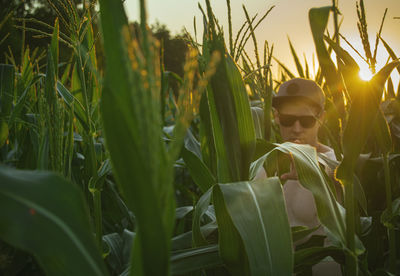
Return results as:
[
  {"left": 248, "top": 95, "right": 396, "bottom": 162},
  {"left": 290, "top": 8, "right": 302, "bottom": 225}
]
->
[{"left": 124, "top": 0, "right": 400, "bottom": 81}]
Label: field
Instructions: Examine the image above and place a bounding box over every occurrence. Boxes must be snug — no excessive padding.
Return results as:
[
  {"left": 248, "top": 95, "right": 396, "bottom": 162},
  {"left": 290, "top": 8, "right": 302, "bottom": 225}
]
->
[{"left": 0, "top": 0, "right": 400, "bottom": 275}]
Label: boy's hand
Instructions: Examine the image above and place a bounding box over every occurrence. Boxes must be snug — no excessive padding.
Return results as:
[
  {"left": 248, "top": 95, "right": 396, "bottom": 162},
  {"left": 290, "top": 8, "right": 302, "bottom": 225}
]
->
[{"left": 280, "top": 157, "right": 298, "bottom": 181}]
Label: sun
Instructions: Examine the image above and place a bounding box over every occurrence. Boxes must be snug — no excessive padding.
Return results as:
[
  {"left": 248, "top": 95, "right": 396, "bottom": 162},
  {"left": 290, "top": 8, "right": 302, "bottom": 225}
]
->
[{"left": 359, "top": 66, "right": 373, "bottom": 81}]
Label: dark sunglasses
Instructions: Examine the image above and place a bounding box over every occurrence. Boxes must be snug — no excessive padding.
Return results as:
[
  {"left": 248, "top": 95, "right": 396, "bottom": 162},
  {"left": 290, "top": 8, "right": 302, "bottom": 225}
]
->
[{"left": 278, "top": 112, "right": 320, "bottom": 128}]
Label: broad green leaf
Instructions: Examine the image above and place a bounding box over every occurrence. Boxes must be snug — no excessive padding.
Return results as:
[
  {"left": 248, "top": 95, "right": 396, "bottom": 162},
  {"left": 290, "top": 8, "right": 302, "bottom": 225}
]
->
[
  {"left": 251, "top": 107, "right": 264, "bottom": 139},
  {"left": 171, "top": 244, "right": 223, "bottom": 275},
  {"left": 215, "top": 177, "right": 293, "bottom": 275},
  {"left": 103, "top": 230, "right": 135, "bottom": 275},
  {"left": 213, "top": 183, "right": 249, "bottom": 276},
  {"left": 309, "top": 7, "right": 337, "bottom": 83},
  {"left": 182, "top": 147, "right": 215, "bottom": 193},
  {"left": 319, "top": 153, "right": 367, "bottom": 214},
  {"left": 309, "top": 6, "right": 345, "bottom": 117},
  {"left": 373, "top": 108, "right": 392, "bottom": 155},
  {"left": 294, "top": 246, "right": 345, "bottom": 273},
  {"left": 192, "top": 188, "right": 213, "bottom": 246},
  {"left": 199, "top": 92, "right": 217, "bottom": 177},
  {"left": 0, "top": 166, "right": 107, "bottom": 275},
  {"left": 292, "top": 225, "right": 321, "bottom": 243},
  {"left": 184, "top": 128, "right": 202, "bottom": 158},
  {"left": 337, "top": 61, "right": 399, "bottom": 180},
  {"left": 172, "top": 221, "right": 217, "bottom": 251},
  {"left": 226, "top": 54, "right": 256, "bottom": 179},
  {"left": 203, "top": 2, "right": 256, "bottom": 183},
  {"left": 381, "top": 198, "right": 400, "bottom": 229}
]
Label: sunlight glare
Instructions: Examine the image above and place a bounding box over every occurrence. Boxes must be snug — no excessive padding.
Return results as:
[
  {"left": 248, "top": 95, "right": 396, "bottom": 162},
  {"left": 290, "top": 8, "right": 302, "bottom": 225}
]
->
[{"left": 359, "top": 67, "right": 373, "bottom": 81}]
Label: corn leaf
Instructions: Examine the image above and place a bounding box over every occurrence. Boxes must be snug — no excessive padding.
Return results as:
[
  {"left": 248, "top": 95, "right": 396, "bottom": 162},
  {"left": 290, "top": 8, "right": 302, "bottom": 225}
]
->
[
  {"left": 182, "top": 147, "right": 215, "bottom": 193},
  {"left": 203, "top": 0, "right": 256, "bottom": 183},
  {"left": 192, "top": 188, "right": 213, "bottom": 247},
  {"left": 0, "top": 64, "right": 14, "bottom": 117},
  {"left": 199, "top": 93, "right": 218, "bottom": 177},
  {"left": 309, "top": 6, "right": 345, "bottom": 117},
  {"left": 56, "top": 81, "right": 89, "bottom": 131},
  {"left": 214, "top": 177, "right": 293, "bottom": 275},
  {"left": 380, "top": 36, "right": 400, "bottom": 75},
  {"left": 0, "top": 166, "right": 107, "bottom": 275},
  {"left": 288, "top": 37, "right": 305, "bottom": 78},
  {"left": 294, "top": 246, "right": 345, "bottom": 273},
  {"left": 213, "top": 183, "right": 249, "bottom": 276},
  {"left": 171, "top": 244, "right": 223, "bottom": 275}
]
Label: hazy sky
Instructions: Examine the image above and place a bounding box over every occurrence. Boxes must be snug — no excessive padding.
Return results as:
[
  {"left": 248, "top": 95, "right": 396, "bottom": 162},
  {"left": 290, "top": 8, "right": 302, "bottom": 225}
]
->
[{"left": 125, "top": 0, "right": 400, "bottom": 79}]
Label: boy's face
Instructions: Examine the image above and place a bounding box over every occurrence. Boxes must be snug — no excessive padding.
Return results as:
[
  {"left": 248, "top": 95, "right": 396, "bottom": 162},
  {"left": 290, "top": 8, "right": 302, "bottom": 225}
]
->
[{"left": 274, "top": 99, "right": 324, "bottom": 147}]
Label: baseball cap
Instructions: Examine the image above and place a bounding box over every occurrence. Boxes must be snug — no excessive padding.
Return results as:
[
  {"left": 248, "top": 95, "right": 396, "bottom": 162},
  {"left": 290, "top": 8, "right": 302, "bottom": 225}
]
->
[{"left": 272, "top": 78, "right": 325, "bottom": 111}]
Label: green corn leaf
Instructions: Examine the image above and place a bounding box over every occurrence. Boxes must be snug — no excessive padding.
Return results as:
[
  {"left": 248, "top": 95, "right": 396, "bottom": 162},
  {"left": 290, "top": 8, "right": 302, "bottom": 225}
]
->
[
  {"left": 288, "top": 37, "right": 305, "bottom": 78},
  {"left": 324, "top": 36, "right": 360, "bottom": 90},
  {"left": 0, "top": 64, "right": 15, "bottom": 117},
  {"left": 251, "top": 106, "right": 264, "bottom": 139},
  {"left": 274, "top": 57, "right": 296, "bottom": 79},
  {"left": 213, "top": 183, "right": 249, "bottom": 276},
  {"left": 80, "top": 9, "right": 99, "bottom": 107},
  {"left": 8, "top": 75, "right": 42, "bottom": 125},
  {"left": 202, "top": 1, "right": 256, "bottom": 183},
  {"left": 44, "top": 19, "right": 59, "bottom": 112},
  {"left": 182, "top": 147, "right": 215, "bottom": 193},
  {"left": 380, "top": 36, "right": 400, "bottom": 75},
  {"left": 171, "top": 244, "right": 223, "bottom": 275},
  {"left": 226, "top": 54, "right": 256, "bottom": 178},
  {"left": 192, "top": 188, "right": 213, "bottom": 247},
  {"left": 172, "top": 221, "right": 217, "bottom": 251},
  {"left": 381, "top": 197, "right": 400, "bottom": 228},
  {"left": 294, "top": 246, "right": 345, "bottom": 273},
  {"left": 214, "top": 177, "right": 293, "bottom": 275},
  {"left": 56, "top": 81, "right": 89, "bottom": 131},
  {"left": 206, "top": 80, "right": 234, "bottom": 182},
  {"left": 309, "top": 7, "right": 338, "bottom": 83},
  {"left": 309, "top": 6, "right": 345, "bottom": 117},
  {"left": 373, "top": 108, "right": 392, "bottom": 155},
  {"left": 337, "top": 61, "right": 399, "bottom": 178},
  {"left": 386, "top": 77, "right": 395, "bottom": 99},
  {"left": 0, "top": 166, "right": 107, "bottom": 276},
  {"left": 199, "top": 93, "right": 218, "bottom": 177},
  {"left": 291, "top": 225, "right": 320, "bottom": 243},
  {"left": 370, "top": 61, "right": 400, "bottom": 103},
  {"left": 0, "top": 121, "right": 8, "bottom": 148}
]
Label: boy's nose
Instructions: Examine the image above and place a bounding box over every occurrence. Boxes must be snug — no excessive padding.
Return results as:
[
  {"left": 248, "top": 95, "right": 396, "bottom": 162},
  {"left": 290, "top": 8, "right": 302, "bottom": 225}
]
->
[{"left": 292, "top": 120, "right": 303, "bottom": 132}]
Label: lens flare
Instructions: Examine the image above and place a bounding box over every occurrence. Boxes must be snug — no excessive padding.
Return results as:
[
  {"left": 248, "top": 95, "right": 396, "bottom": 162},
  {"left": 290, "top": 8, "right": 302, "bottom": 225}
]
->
[{"left": 359, "top": 67, "right": 373, "bottom": 81}]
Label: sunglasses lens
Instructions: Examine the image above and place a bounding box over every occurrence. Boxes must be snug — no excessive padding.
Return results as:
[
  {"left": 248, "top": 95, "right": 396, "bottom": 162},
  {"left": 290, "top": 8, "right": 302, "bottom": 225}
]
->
[
  {"left": 279, "top": 114, "right": 296, "bottom": 127},
  {"left": 299, "top": 116, "right": 317, "bottom": 128}
]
